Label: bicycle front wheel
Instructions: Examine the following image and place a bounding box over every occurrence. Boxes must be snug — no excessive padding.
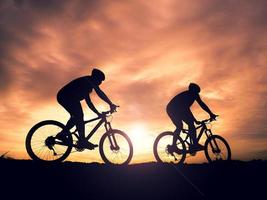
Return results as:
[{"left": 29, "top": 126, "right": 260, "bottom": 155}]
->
[
  {"left": 153, "top": 131, "right": 186, "bottom": 165},
  {"left": 204, "top": 135, "right": 231, "bottom": 162},
  {"left": 26, "top": 120, "right": 73, "bottom": 163},
  {"left": 99, "top": 129, "right": 133, "bottom": 165}
]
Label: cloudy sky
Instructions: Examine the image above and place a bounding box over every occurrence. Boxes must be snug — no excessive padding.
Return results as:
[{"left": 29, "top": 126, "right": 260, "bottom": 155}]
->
[{"left": 1, "top": 0, "right": 267, "bottom": 163}]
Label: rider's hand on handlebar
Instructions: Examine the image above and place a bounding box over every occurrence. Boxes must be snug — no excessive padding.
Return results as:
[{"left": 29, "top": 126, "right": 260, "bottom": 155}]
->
[
  {"left": 110, "top": 103, "right": 119, "bottom": 113},
  {"left": 210, "top": 113, "right": 218, "bottom": 121}
]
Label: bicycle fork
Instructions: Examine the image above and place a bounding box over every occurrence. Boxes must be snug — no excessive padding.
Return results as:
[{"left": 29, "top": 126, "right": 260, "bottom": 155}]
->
[
  {"left": 105, "top": 122, "right": 119, "bottom": 151},
  {"left": 206, "top": 130, "right": 221, "bottom": 154}
]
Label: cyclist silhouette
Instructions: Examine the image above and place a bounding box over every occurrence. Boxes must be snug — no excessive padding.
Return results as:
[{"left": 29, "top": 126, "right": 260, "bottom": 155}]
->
[
  {"left": 56, "top": 68, "right": 117, "bottom": 149},
  {"left": 166, "top": 83, "right": 217, "bottom": 152}
]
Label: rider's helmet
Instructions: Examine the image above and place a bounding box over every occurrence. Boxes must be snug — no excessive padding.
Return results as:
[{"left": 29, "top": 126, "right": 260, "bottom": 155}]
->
[
  {"left": 92, "top": 68, "right": 105, "bottom": 82},
  {"left": 189, "top": 83, "right": 201, "bottom": 93}
]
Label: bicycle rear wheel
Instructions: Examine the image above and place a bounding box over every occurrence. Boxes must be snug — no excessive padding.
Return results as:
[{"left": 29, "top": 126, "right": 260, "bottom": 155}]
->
[
  {"left": 26, "top": 120, "right": 73, "bottom": 163},
  {"left": 153, "top": 131, "right": 186, "bottom": 165},
  {"left": 204, "top": 135, "right": 231, "bottom": 162},
  {"left": 99, "top": 129, "right": 133, "bottom": 165}
]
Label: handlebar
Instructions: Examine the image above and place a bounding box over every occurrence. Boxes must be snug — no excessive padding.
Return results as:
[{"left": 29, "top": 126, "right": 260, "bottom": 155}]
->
[
  {"left": 101, "top": 105, "right": 120, "bottom": 116},
  {"left": 83, "top": 106, "right": 119, "bottom": 124},
  {"left": 200, "top": 115, "right": 219, "bottom": 124}
]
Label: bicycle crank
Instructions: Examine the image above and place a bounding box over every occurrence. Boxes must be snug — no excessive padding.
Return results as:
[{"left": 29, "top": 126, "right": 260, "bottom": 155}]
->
[{"left": 45, "top": 136, "right": 58, "bottom": 156}]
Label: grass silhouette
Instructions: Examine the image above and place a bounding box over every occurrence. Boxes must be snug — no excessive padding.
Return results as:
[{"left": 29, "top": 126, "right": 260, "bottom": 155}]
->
[{"left": 0, "top": 151, "right": 14, "bottom": 160}]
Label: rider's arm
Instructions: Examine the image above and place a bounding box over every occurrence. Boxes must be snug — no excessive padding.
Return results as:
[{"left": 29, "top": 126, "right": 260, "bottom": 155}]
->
[
  {"left": 85, "top": 96, "right": 101, "bottom": 116},
  {"left": 90, "top": 83, "right": 113, "bottom": 106},
  {"left": 196, "top": 95, "right": 214, "bottom": 116},
  {"left": 88, "top": 79, "right": 117, "bottom": 112}
]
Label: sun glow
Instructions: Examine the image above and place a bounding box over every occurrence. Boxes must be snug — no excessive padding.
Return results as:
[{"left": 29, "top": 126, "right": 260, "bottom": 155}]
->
[{"left": 128, "top": 123, "right": 154, "bottom": 154}]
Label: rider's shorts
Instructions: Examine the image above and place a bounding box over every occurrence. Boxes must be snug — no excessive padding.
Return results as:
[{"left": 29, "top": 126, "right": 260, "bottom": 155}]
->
[
  {"left": 166, "top": 104, "right": 194, "bottom": 127},
  {"left": 57, "top": 92, "right": 83, "bottom": 118}
]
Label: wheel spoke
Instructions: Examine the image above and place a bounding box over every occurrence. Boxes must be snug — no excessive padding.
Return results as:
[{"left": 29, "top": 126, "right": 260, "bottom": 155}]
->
[
  {"left": 154, "top": 132, "right": 186, "bottom": 165},
  {"left": 34, "top": 147, "right": 43, "bottom": 156},
  {"left": 205, "top": 136, "right": 230, "bottom": 162},
  {"left": 26, "top": 120, "right": 72, "bottom": 162},
  {"left": 99, "top": 131, "right": 132, "bottom": 165},
  {"left": 38, "top": 147, "right": 46, "bottom": 158}
]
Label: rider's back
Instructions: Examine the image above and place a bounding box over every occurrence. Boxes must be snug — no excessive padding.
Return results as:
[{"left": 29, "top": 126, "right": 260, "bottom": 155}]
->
[
  {"left": 57, "top": 76, "right": 93, "bottom": 101},
  {"left": 167, "top": 90, "right": 199, "bottom": 111}
]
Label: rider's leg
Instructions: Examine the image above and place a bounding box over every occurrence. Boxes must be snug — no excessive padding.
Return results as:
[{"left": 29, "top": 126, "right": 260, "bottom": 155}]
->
[
  {"left": 56, "top": 117, "right": 75, "bottom": 141},
  {"left": 57, "top": 97, "right": 77, "bottom": 133},
  {"left": 70, "top": 103, "right": 98, "bottom": 149},
  {"left": 60, "top": 100, "right": 97, "bottom": 149},
  {"left": 74, "top": 115, "right": 97, "bottom": 149},
  {"left": 74, "top": 116, "right": 85, "bottom": 139},
  {"left": 183, "top": 111, "right": 197, "bottom": 147},
  {"left": 69, "top": 103, "right": 85, "bottom": 139},
  {"left": 57, "top": 99, "right": 84, "bottom": 139},
  {"left": 172, "top": 121, "right": 183, "bottom": 146},
  {"left": 64, "top": 117, "right": 76, "bottom": 131},
  {"left": 186, "top": 121, "right": 197, "bottom": 146},
  {"left": 166, "top": 107, "right": 183, "bottom": 147}
]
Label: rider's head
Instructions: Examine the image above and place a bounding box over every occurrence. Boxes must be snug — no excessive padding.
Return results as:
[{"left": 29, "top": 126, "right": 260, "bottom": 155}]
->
[
  {"left": 91, "top": 68, "right": 105, "bottom": 85},
  {"left": 189, "top": 83, "right": 201, "bottom": 94}
]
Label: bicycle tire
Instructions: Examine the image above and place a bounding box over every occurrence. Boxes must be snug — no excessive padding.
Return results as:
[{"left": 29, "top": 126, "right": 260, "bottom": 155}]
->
[
  {"left": 99, "top": 129, "right": 133, "bottom": 165},
  {"left": 26, "top": 120, "right": 73, "bottom": 163},
  {"left": 204, "top": 135, "right": 231, "bottom": 163},
  {"left": 153, "top": 131, "right": 186, "bottom": 165}
]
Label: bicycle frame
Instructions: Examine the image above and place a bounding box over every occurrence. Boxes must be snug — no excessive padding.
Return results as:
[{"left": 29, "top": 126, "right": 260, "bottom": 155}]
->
[
  {"left": 69, "top": 114, "right": 120, "bottom": 149},
  {"left": 70, "top": 115, "right": 112, "bottom": 141},
  {"left": 181, "top": 122, "right": 213, "bottom": 147}
]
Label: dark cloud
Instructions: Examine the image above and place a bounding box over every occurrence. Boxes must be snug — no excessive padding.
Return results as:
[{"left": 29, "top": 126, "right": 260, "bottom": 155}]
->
[
  {"left": 0, "top": 64, "right": 11, "bottom": 92},
  {"left": 0, "top": 0, "right": 105, "bottom": 98}
]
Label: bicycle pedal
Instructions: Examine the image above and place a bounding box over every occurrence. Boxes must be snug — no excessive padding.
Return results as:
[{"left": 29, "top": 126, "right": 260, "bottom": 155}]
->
[{"left": 87, "top": 146, "right": 96, "bottom": 150}]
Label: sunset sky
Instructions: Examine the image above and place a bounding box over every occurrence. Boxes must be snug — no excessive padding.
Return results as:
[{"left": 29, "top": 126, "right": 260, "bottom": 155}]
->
[{"left": 1, "top": 0, "right": 267, "bottom": 164}]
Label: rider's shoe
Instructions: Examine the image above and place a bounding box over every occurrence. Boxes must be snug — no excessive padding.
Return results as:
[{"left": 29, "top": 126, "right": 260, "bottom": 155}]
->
[
  {"left": 167, "top": 144, "right": 183, "bottom": 155},
  {"left": 77, "top": 140, "right": 98, "bottom": 150},
  {"left": 55, "top": 131, "right": 69, "bottom": 144},
  {"left": 189, "top": 144, "right": 205, "bottom": 153},
  {"left": 196, "top": 143, "right": 205, "bottom": 150}
]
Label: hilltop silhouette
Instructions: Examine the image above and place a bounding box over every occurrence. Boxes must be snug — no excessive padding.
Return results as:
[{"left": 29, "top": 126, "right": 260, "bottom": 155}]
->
[{"left": 1, "top": 159, "right": 266, "bottom": 200}]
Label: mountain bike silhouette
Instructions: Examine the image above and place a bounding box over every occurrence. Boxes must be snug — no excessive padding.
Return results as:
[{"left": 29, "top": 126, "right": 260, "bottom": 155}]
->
[
  {"left": 153, "top": 117, "right": 231, "bottom": 165},
  {"left": 26, "top": 108, "right": 133, "bottom": 165}
]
